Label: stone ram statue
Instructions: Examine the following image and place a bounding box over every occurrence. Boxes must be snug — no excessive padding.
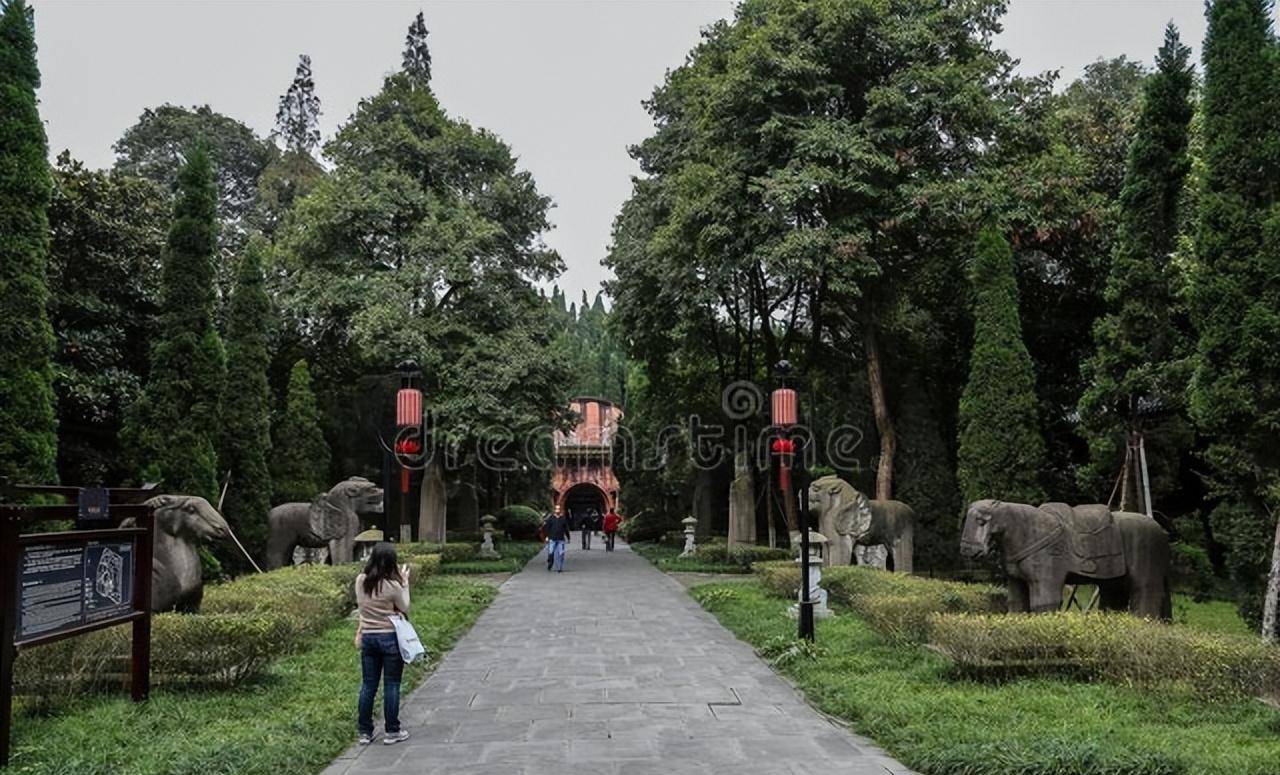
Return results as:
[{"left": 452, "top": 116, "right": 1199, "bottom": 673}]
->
[
  {"left": 265, "top": 477, "right": 383, "bottom": 569},
  {"left": 807, "top": 475, "right": 914, "bottom": 573},
  {"left": 127, "top": 495, "right": 230, "bottom": 612},
  {"left": 961, "top": 500, "right": 1170, "bottom": 619}
]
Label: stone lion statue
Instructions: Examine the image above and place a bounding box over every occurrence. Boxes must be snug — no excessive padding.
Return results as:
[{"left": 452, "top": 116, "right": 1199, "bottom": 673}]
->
[
  {"left": 265, "top": 477, "right": 384, "bottom": 569},
  {"left": 807, "top": 475, "right": 915, "bottom": 573},
  {"left": 124, "top": 495, "right": 230, "bottom": 612}
]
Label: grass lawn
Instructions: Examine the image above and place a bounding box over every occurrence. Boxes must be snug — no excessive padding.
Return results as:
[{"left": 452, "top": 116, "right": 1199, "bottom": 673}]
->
[
  {"left": 7, "top": 577, "right": 496, "bottom": 775},
  {"left": 440, "top": 540, "right": 543, "bottom": 574},
  {"left": 1067, "top": 584, "right": 1253, "bottom": 637},
  {"left": 629, "top": 541, "right": 751, "bottom": 574},
  {"left": 691, "top": 579, "right": 1280, "bottom": 775}
]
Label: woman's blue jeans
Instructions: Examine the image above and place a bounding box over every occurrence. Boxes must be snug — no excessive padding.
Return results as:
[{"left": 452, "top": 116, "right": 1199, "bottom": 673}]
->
[{"left": 358, "top": 631, "right": 404, "bottom": 735}]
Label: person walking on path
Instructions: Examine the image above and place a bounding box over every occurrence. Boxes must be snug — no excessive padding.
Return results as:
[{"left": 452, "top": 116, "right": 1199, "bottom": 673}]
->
[
  {"left": 578, "top": 509, "right": 594, "bottom": 550},
  {"left": 543, "top": 509, "right": 571, "bottom": 572},
  {"left": 603, "top": 508, "right": 623, "bottom": 551},
  {"left": 354, "top": 542, "right": 412, "bottom": 746}
]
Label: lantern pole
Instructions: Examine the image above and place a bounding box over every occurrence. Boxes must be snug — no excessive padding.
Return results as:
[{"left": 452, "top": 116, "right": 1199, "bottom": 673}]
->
[
  {"left": 773, "top": 360, "right": 813, "bottom": 641},
  {"left": 395, "top": 359, "right": 424, "bottom": 544}
]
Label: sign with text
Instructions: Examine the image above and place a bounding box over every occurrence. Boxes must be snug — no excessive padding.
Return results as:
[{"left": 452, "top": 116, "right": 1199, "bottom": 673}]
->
[{"left": 16, "top": 539, "right": 135, "bottom": 642}]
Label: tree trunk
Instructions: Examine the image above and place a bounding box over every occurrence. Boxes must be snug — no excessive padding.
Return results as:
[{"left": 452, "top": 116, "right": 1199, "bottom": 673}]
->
[
  {"left": 864, "top": 325, "right": 896, "bottom": 500},
  {"left": 418, "top": 456, "right": 446, "bottom": 544},
  {"left": 1262, "top": 505, "right": 1280, "bottom": 644}
]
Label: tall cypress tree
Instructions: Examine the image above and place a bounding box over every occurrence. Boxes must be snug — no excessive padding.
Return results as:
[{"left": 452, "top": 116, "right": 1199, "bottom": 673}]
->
[
  {"left": 218, "top": 236, "right": 273, "bottom": 562},
  {"left": 958, "top": 228, "right": 1048, "bottom": 507},
  {"left": 1077, "top": 25, "right": 1196, "bottom": 508},
  {"left": 271, "top": 359, "right": 330, "bottom": 504},
  {"left": 402, "top": 11, "right": 431, "bottom": 87},
  {"left": 123, "top": 144, "right": 225, "bottom": 501},
  {"left": 1188, "top": 0, "right": 1280, "bottom": 635},
  {"left": 274, "top": 54, "right": 321, "bottom": 154},
  {"left": 0, "top": 0, "right": 57, "bottom": 487}
]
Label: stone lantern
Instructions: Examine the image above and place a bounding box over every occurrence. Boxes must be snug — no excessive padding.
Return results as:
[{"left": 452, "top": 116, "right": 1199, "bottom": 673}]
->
[
  {"left": 479, "top": 514, "right": 501, "bottom": 559},
  {"left": 789, "top": 530, "right": 832, "bottom": 620},
  {"left": 679, "top": 516, "right": 698, "bottom": 557}
]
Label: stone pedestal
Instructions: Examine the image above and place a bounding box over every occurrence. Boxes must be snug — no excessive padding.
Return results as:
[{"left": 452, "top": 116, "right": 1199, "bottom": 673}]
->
[
  {"left": 789, "top": 531, "right": 832, "bottom": 620},
  {"left": 679, "top": 516, "right": 698, "bottom": 557},
  {"left": 479, "top": 514, "right": 501, "bottom": 559}
]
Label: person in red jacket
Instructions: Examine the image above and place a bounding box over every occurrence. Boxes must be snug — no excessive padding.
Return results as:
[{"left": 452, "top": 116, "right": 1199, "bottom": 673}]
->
[{"left": 602, "top": 509, "right": 623, "bottom": 552}]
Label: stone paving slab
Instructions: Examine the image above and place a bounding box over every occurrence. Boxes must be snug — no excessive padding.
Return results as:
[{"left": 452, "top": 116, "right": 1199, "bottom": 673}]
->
[{"left": 325, "top": 539, "right": 916, "bottom": 775}]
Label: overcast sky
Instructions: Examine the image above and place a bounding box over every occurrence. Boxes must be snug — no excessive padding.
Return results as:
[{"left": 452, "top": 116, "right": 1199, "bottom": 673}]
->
[{"left": 32, "top": 0, "right": 1219, "bottom": 303}]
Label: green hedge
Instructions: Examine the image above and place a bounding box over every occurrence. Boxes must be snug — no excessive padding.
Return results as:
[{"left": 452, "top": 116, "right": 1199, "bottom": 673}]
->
[
  {"left": 497, "top": 504, "right": 541, "bottom": 539},
  {"left": 931, "top": 611, "right": 1280, "bottom": 701},
  {"left": 693, "top": 541, "right": 792, "bottom": 569},
  {"left": 754, "top": 561, "right": 1005, "bottom": 642},
  {"left": 14, "top": 554, "right": 442, "bottom": 701}
]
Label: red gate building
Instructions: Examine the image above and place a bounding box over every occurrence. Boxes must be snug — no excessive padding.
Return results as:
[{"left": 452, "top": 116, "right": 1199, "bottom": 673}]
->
[{"left": 551, "top": 397, "right": 621, "bottom": 517}]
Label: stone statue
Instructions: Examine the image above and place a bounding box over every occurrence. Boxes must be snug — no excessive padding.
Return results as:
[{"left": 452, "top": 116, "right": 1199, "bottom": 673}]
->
[
  {"left": 807, "top": 475, "right": 914, "bottom": 572},
  {"left": 961, "top": 500, "right": 1171, "bottom": 619},
  {"left": 265, "top": 477, "right": 384, "bottom": 569},
  {"left": 129, "top": 495, "right": 230, "bottom": 612}
]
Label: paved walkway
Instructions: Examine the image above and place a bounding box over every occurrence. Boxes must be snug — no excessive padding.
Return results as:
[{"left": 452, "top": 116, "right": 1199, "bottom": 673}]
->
[{"left": 325, "top": 540, "right": 914, "bottom": 775}]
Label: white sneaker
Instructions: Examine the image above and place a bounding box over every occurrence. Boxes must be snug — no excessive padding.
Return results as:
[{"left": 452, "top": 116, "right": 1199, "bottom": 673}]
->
[
  {"left": 383, "top": 730, "right": 410, "bottom": 745},
  {"left": 358, "top": 734, "right": 373, "bottom": 746}
]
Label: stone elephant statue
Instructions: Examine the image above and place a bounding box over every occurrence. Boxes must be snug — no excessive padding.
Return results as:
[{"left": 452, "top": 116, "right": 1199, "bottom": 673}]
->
[
  {"left": 807, "top": 475, "right": 914, "bottom": 573},
  {"left": 125, "top": 495, "right": 230, "bottom": 612},
  {"left": 961, "top": 499, "right": 1170, "bottom": 619},
  {"left": 265, "top": 477, "right": 384, "bottom": 569}
]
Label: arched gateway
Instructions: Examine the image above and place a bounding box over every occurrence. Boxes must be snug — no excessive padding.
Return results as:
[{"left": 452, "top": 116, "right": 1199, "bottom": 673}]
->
[{"left": 551, "top": 397, "right": 621, "bottom": 516}]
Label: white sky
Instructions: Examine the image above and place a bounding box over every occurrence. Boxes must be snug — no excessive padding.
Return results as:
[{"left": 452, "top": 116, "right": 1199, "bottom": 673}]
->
[{"left": 31, "top": 0, "right": 1218, "bottom": 303}]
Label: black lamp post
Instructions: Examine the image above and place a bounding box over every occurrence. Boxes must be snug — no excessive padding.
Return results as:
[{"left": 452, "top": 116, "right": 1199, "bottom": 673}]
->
[{"left": 771, "top": 360, "right": 814, "bottom": 641}]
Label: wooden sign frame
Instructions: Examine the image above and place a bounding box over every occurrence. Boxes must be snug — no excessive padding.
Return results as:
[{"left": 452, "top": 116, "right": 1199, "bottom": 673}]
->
[{"left": 0, "top": 485, "right": 155, "bottom": 768}]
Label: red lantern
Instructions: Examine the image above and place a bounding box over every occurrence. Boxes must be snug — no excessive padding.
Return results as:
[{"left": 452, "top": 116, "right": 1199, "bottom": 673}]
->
[
  {"left": 770, "top": 438, "right": 796, "bottom": 455},
  {"left": 396, "top": 387, "right": 422, "bottom": 427},
  {"left": 771, "top": 387, "right": 797, "bottom": 427}
]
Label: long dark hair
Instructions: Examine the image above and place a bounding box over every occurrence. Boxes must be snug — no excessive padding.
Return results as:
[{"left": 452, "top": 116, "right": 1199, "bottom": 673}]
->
[{"left": 362, "top": 542, "right": 402, "bottom": 596}]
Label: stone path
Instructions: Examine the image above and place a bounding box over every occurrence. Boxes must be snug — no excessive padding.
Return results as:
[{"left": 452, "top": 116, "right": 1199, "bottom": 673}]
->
[{"left": 325, "top": 539, "right": 915, "bottom": 775}]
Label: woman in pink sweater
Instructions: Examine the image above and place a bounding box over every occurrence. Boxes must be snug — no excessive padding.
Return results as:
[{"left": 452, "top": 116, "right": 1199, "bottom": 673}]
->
[{"left": 354, "top": 542, "right": 411, "bottom": 745}]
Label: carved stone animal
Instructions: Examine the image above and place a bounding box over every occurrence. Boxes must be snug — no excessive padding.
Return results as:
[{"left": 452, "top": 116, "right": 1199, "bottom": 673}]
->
[
  {"left": 132, "top": 495, "right": 230, "bottom": 612},
  {"left": 807, "top": 475, "right": 914, "bottom": 572},
  {"left": 265, "top": 477, "right": 384, "bottom": 568},
  {"left": 961, "top": 499, "right": 1170, "bottom": 619}
]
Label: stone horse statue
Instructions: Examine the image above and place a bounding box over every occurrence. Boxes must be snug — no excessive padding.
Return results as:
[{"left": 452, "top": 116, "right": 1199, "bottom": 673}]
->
[
  {"left": 807, "top": 475, "right": 914, "bottom": 572},
  {"left": 265, "top": 477, "right": 384, "bottom": 569},
  {"left": 126, "top": 495, "right": 230, "bottom": 612},
  {"left": 961, "top": 500, "right": 1171, "bottom": 619}
]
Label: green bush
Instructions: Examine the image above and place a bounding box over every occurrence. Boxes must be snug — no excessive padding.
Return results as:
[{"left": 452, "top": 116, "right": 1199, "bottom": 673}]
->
[
  {"left": 202, "top": 565, "right": 349, "bottom": 635},
  {"left": 931, "top": 611, "right": 1280, "bottom": 701},
  {"left": 692, "top": 541, "right": 791, "bottom": 569},
  {"left": 441, "top": 542, "right": 477, "bottom": 563},
  {"left": 752, "top": 561, "right": 1005, "bottom": 642},
  {"left": 621, "top": 511, "right": 675, "bottom": 543},
  {"left": 1170, "top": 542, "right": 1216, "bottom": 601},
  {"left": 446, "top": 530, "right": 485, "bottom": 543},
  {"left": 497, "top": 504, "right": 542, "bottom": 539}
]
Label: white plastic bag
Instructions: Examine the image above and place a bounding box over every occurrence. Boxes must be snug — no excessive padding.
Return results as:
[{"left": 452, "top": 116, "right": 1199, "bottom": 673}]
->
[{"left": 389, "top": 613, "right": 426, "bottom": 663}]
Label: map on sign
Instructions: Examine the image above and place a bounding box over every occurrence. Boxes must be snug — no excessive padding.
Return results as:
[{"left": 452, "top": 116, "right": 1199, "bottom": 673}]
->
[{"left": 16, "top": 539, "right": 135, "bottom": 641}]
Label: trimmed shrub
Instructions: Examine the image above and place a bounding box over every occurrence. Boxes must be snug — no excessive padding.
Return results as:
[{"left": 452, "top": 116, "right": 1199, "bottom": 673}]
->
[
  {"left": 752, "top": 562, "right": 1005, "bottom": 643},
  {"left": 693, "top": 542, "right": 791, "bottom": 569},
  {"left": 202, "top": 565, "right": 349, "bottom": 635},
  {"left": 441, "top": 542, "right": 477, "bottom": 563},
  {"left": 497, "top": 505, "right": 541, "bottom": 539},
  {"left": 931, "top": 611, "right": 1280, "bottom": 701},
  {"left": 621, "top": 511, "right": 673, "bottom": 543}
]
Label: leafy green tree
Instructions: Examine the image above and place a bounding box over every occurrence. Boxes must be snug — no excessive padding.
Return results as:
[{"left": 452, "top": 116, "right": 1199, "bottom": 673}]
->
[
  {"left": 271, "top": 359, "right": 329, "bottom": 504},
  {"left": 123, "top": 144, "right": 226, "bottom": 501},
  {"left": 402, "top": 11, "right": 431, "bottom": 86},
  {"left": 548, "top": 287, "right": 627, "bottom": 403},
  {"left": 48, "top": 153, "right": 168, "bottom": 485},
  {"left": 274, "top": 54, "right": 321, "bottom": 154},
  {"left": 277, "top": 11, "right": 569, "bottom": 496},
  {"left": 0, "top": 0, "right": 58, "bottom": 487},
  {"left": 219, "top": 236, "right": 273, "bottom": 560},
  {"left": 114, "top": 104, "right": 272, "bottom": 273},
  {"left": 1187, "top": 0, "right": 1280, "bottom": 634},
  {"left": 957, "top": 229, "right": 1047, "bottom": 507},
  {"left": 1077, "top": 25, "right": 1196, "bottom": 509},
  {"left": 259, "top": 55, "right": 325, "bottom": 232}
]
